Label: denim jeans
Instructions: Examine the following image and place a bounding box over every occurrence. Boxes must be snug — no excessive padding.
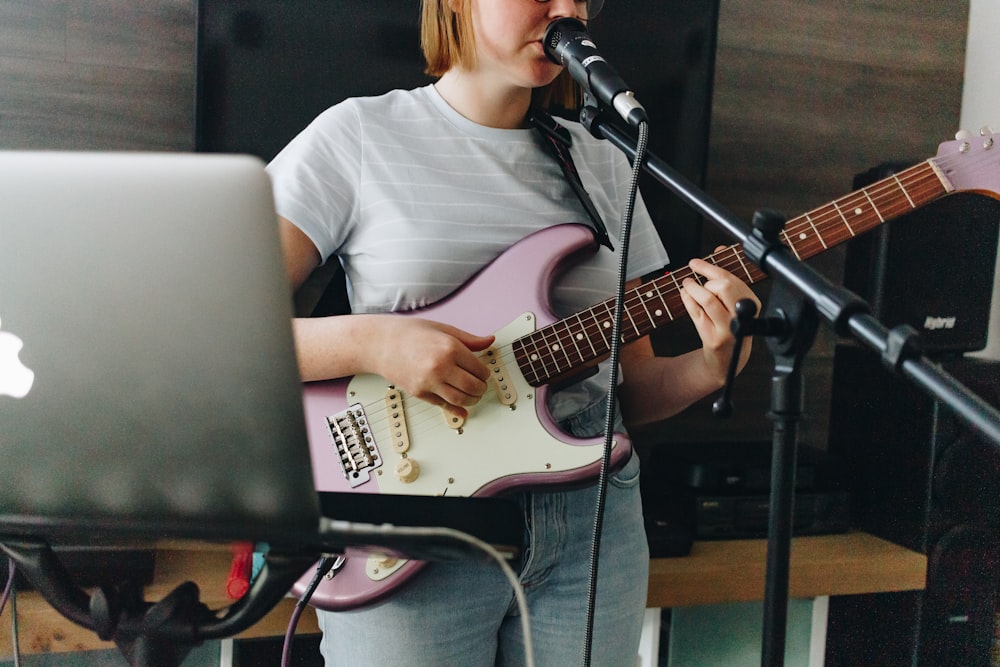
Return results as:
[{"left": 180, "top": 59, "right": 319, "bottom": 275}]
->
[{"left": 317, "top": 399, "right": 650, "bottom": 666}]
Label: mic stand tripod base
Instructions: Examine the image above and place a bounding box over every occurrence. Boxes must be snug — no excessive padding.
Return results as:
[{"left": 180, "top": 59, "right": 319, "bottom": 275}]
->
[{"left": 0, "top": 539, "right": 318, "bottom": 667}]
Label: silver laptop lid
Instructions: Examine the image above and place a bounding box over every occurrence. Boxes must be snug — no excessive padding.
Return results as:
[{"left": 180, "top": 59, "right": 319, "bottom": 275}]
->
[{"left": 0, "top": 151, "right": 321, "bottom": 544}]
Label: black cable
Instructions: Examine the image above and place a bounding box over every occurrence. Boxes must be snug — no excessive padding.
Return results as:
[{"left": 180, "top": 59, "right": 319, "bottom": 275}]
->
[
  {"left": 2, "top": 557, "right": 20, "bottom": 667},
  {"left": 1, "top": 557, "right": 13, "bottom": 615},
  {"left": 581, "top": 118, "right": 649, "bottom": 667},
  {"left": 280, "top": 556, "right": 341, "bottom": 667}
]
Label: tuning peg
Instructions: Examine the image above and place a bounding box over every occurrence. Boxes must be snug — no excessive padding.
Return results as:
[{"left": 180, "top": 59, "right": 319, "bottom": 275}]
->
[
  {"left": 980, "top": 125, "right": 995, "bottom": 137},
  {"left": 955, "top": 129, "right": 972, "bottom": 140}
]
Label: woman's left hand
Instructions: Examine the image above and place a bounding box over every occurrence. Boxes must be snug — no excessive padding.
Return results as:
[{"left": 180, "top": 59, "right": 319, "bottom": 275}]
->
[{"left": 679, "top": 254, "right": 761, "bottom": 384}]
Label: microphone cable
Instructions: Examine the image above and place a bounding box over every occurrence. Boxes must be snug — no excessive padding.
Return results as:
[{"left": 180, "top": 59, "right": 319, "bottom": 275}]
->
[{"left": 582, "top": 115, "right": 650, "bottom": 667}]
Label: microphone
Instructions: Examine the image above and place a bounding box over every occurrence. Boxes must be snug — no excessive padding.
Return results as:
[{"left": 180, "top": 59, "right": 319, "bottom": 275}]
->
[{"left": 543, "top": 17, "right": 647, "bottom": 128}]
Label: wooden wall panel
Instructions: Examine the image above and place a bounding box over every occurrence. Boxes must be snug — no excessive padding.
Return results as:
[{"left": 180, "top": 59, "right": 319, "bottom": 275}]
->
[
  {"left": 0, "top": 0, "right": 194, "bottom": 151},
  {"left": 706, "top": 1, "right": 968, "bottom": 226},
  {"left": 0, "top": 1, "right": 67, "bottom": 61}
]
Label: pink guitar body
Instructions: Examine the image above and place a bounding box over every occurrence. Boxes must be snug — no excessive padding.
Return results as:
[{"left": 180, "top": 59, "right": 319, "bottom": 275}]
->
[{"left": 295, "top": 223, "right": 631, "bottom": 610}]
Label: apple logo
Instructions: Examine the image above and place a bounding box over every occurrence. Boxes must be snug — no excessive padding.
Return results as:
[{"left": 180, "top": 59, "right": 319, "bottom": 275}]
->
[{"left": 0, "top": 315, "right": 34, "bottom": 399}]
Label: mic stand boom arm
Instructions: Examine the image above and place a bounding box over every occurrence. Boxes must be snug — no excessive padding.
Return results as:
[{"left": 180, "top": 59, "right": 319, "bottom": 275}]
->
[{"left": 578, "top": 106, "right": 1000, "bottom": 667}]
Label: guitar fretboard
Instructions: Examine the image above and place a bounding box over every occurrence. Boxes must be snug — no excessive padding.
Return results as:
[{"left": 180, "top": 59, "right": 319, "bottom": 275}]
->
[{"left": 512, "top": 159, "right": 949, "bottom": 387}]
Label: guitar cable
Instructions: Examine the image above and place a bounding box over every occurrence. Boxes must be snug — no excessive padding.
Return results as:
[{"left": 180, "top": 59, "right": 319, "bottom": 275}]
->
[
  {"left": 581, "top": 115, "right": 650, "bottom": 667},
  {"left": 289, "top": 526, "right": 536, "bottom": 667},
  {"left": 281, "top": 554, "right": 341, "bottom": 667}
]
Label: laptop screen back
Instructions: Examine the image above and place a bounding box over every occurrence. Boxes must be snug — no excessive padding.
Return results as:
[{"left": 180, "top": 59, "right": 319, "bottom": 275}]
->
[{"left": 0, "top": 151, "right": 321, "bottom": 545}]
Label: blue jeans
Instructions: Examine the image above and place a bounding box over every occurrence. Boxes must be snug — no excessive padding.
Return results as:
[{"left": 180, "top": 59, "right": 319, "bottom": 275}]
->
[{"left": 317, "top": 403, "right": 650, "bottom": 666}]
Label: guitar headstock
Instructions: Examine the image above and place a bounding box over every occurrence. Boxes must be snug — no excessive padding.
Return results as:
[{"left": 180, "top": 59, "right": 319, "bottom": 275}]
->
[{"left": 934, "top": 126, "right": 1000, "bottom": 197}]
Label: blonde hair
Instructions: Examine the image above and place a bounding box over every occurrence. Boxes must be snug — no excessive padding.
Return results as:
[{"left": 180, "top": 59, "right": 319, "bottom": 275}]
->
[{"left": 419, "top": 0, "right": 580, "bottom": 110}]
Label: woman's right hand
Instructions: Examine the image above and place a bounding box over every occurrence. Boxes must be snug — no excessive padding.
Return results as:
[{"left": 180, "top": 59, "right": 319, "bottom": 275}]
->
[{"left": 372, "top": 317, "right": 495, "bottom": 421}]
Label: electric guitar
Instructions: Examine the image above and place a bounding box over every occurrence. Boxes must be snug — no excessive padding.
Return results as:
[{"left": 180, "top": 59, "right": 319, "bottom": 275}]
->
[{"left": 295, "top": 129, "right": 1000, "bottom": 610}]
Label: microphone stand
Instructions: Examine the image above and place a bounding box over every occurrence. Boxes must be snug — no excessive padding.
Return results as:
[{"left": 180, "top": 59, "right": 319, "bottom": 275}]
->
[{"left": 578, "top": 106, "right": 1000, "bottom": 666}]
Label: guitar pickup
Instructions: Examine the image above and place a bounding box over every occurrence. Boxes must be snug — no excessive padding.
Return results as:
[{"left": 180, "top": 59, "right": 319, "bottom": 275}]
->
[
  {"left": 484, "top": 347, "right": 517, "bottom": 407},
  {"left": 326, "top": 403, "right": 383, "bottom": 488}
]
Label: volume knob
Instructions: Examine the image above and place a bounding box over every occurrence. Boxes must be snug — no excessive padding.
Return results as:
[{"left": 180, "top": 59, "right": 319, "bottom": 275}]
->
[{"left": 394, "top": 457, "right": 420, "bottom": 483}]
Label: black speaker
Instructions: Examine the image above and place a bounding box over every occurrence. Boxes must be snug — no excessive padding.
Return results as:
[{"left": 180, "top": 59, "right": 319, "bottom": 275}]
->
[
  {"left": 844, "top": 163, "right": 1000, "bottom": 355},
  {"left": 825, "top": 345, "right": 1000, "bottom": 666}
]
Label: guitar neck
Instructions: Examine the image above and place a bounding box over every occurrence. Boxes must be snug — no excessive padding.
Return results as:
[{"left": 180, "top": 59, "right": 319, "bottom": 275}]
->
[{"left": 513, "top": 159, "right": 950, "bottom": 387}]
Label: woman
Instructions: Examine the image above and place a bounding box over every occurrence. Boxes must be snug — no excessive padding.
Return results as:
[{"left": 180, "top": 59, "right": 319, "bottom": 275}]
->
[{"left": 268, "top": 0, "right": 758, "bottom": 664}]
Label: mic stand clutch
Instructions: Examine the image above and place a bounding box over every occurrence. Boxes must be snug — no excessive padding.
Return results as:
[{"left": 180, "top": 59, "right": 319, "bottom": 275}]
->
[{"left": 0, "top": 540, "right": 318, "bottom": 667}]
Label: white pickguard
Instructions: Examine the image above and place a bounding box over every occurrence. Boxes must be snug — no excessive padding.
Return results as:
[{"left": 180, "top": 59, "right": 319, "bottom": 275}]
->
[{"left": 350, "top": 312, "right": 616, "bottom": 498}]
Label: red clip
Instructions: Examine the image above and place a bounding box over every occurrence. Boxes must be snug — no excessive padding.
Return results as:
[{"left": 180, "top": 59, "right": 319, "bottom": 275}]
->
[{"left": 226, "top": 542, "right": 254, "bottom": 600}]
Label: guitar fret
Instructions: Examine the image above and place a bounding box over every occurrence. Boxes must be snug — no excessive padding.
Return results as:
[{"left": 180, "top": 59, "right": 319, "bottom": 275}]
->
[
  {"left": 729, "top": 246, "right": 753, "bottom": 282},
  {"left": 779, "top": 229, "right": 802, "bottom": 260},
  {"left": 634, "top": 291, "right": 654, "bottom": 326},
  {"left": 551, "top": 320, "right": 573, "bottom": 366},
  {"left": 561, "top": 318, "right": 586, "bottom": 365},
  {"left": 645, "top": 284, "right": 673, "bottom": 322},
  {"left": 587, "top": 305, "right": 611, "bottom": 350},
  {"left": 543, "top": 323, "right": 573, "bottom": 371},
  {"left": 623, "top": 300, "right": 642, "bottom": 341},
  {"left": 656, "top": 283, "right": 675, "bottom": 320},
  {"left": 892, "top": 173, "right": 917, "bottom": 208},
  {"left": 574, "top": 312, "right": 598, "bottom": 358},
  {"left": 666, "top": 270, "right": 683, "bottom": 294},
  {"left": 862, "top": 189, "right": 885, "bottom": 222},
  {"left": 840, "top": 191, "right": 875, "bottom": 235},
  {"left": 831, "top": 200, "right": 856, "bottom": 236},
  {"left": 528, "top": 334, "right": 555, "bottom": 383},
  {"left": 784, "top": 221, "right": 812, "bottom": 254},
  {"left": 514, "top": 334, "right": 544, "bottom": 385},
  {"left": 595, "top": 301, "right": 622, "bottom": 343},
  {"left": 803, "top": 212, "right": 828, "bottom": 249}
]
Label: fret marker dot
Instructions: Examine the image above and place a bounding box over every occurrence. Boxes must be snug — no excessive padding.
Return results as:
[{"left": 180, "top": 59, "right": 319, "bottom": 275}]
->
[
  {"left": 645, "top": 290, "right": 654, "bottom": 298},
  {"left": 551, "top": 344, "right": 560, "bottom": 352},
  {"left": 854, "top": 207, "right": 863, "bottom": 215},
  {"left": 602, "top": 321, "right": 611, "bottom": 329},
  {"left": 654, "top": 309, "right": 663, "bottom": 317},
  {"left": 530, "top": 354, "right": 539, "bottom": 361},
  {"left": 576, "top": 333, "right": 584, "bottom": 340},
  {"left": 799, "top": 232, "right": 808, "bottom": 240}
]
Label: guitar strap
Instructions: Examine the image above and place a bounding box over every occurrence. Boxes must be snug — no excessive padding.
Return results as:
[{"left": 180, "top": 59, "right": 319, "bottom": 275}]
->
[{"left": 529, "top": 107, "right": 614, "bottom": 251}]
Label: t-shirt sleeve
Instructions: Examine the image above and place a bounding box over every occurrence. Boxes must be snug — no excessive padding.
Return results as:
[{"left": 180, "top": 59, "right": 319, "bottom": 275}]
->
[{"left": 265, "top": 101, "right": 363, "bottom": 263}]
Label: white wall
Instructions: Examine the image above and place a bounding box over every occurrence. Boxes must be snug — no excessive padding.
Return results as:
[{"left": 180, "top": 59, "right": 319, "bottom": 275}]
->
[{"left": 962, "top": 0, "right": 1000, "bottom": 360}]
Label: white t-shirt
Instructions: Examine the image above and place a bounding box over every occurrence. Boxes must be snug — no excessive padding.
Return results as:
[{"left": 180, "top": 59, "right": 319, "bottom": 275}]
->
[{"left": 267, "top": 84, "right": 669, "bottom": 426}]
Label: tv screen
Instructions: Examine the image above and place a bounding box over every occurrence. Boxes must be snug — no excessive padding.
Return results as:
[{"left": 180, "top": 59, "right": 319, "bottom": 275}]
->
[{"left": 195, "top": 0, "right": 720, "bottom": 267}]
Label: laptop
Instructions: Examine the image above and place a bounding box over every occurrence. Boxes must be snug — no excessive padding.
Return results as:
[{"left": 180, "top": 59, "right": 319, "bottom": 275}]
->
[{"left": 0, "top": 151, "right": 520, "bottom": 558}]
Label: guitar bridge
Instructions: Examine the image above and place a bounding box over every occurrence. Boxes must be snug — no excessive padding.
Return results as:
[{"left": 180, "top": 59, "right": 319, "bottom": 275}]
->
[{"left": 326, "top": 403, "right": 383, "bottom": 488}]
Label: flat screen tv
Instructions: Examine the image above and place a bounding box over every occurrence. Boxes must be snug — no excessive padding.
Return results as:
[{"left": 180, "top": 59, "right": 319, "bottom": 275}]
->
[{"left": 196, "top": 0, "right": 720, "bottom": 270}]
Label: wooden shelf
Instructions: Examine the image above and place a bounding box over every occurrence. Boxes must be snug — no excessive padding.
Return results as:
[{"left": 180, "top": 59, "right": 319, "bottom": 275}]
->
[
  {"left": 647, "top": 531, "right": 927, "bottom": 609},
  {"left": 1, "top": 532, "right": 925, "bottom": 656}
]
